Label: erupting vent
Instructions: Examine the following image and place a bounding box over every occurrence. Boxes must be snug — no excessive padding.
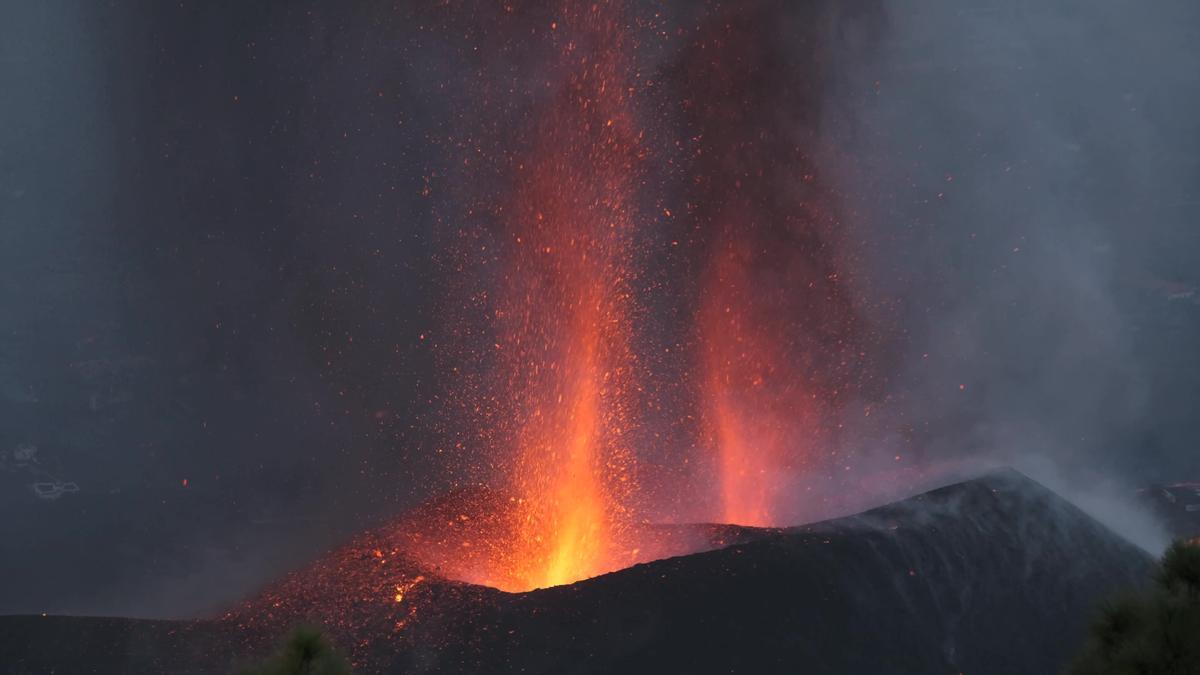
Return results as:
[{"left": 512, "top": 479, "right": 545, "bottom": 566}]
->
[{"left": 402, "top": 0, "right": 865, "bottom": 592}]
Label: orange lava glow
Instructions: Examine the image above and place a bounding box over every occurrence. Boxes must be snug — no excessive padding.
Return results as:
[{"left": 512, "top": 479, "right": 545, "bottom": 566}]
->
[
  {"left": 497, "top": 10, "right": 641, "bottom": 591},
  {"left": 406, "top": 0, "right": 866, "bottom": 587},
  {"left": 221, "top": 8, "right": 885, "bottom": 658},
  {"left": 701, "top": 235, "right": 823, "bottom": 527},
  {"left": 679, "top": 4, "right": 867, "bottom": 528},
  {"left": 445, "top": 0, "right": 645, "bottom": 592}
]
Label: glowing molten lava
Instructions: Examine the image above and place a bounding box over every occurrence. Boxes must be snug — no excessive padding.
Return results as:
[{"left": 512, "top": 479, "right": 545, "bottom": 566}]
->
[
  {"left": 458, "top": 0, "right": 643, "bottom": 592},
  {"left": 502, "top": 277, "right": 631, "bottom": 592},
  {"left": 406, "top": 0, "right": 868, "bottom": 586},
  {"left": 683, "top": 4, "right": 867, "bottom": 527},
  {"left": 499, "top": 9, "right": 648, "bottom": 588},
  {"left": 701, "top": 235, "right": 824, "bottom": 527}
]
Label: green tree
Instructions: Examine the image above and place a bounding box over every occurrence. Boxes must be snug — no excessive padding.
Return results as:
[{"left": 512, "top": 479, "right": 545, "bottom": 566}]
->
[
  {"left": 237, "top": 626, "right": 354, "bottom": 675},
  {"left": 1066, "top": 540, "right": 1200, "bottom": 674}
]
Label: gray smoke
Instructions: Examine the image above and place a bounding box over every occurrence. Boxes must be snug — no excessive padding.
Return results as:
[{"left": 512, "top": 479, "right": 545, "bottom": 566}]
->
[{"left": 820, "top": 0, "right": 1200, "bottom": 551}]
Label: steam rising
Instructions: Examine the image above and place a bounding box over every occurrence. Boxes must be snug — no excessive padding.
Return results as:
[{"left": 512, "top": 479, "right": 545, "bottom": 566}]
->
[{"left": 813, "top": 0, "right": 1200, "bottom": 550}]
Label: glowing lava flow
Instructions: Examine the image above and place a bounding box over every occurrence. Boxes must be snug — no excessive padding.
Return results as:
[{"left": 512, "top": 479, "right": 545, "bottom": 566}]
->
[{"left": 477, "top": 0, "right": 644, "bottom": 592}]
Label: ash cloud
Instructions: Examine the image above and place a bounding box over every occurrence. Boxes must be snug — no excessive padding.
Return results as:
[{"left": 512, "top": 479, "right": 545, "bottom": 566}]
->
[{"left": 816, "top": 0, "right": 1200, "bottom": 549}]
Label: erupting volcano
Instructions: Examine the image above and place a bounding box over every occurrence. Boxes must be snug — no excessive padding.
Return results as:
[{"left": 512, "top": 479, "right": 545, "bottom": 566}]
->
[
  {"left": 402, "top": 0, "right": 871, "bottom": 587},
  {"left": 5, "top": 0, "right": 1189, "bottom": 674}
]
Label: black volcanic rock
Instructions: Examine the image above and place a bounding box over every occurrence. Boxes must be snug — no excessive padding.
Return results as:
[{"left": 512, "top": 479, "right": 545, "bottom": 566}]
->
[{"left": 0, "top": 470, "right": 1156, "bottom": 674}]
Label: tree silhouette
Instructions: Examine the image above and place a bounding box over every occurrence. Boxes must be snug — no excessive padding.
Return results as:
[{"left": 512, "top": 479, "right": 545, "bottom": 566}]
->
[
  {"left": 237, "top": 626, "right": 354, "bottom": 675},
  {"left": 1066, "top": 540, "right": 1200, "bottom": 674}
]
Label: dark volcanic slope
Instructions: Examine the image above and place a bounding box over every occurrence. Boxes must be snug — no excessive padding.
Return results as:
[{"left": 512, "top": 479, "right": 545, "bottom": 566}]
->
[{"left": 0, "top": 470, "right": 1156, "bottom": 674}]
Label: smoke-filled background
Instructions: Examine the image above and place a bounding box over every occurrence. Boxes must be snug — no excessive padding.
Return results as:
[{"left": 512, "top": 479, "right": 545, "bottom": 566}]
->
[
  {"left": 1, "top": 0, "right": 1197, "bottom": 617},
  {"left": 821, "top": 0, "right": 1200, "bottom": 537}
]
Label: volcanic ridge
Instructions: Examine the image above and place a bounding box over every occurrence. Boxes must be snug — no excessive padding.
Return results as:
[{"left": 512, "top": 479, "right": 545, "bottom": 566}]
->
[{"left": 0, "top": 469, "right": 1155, "bottom": 674}]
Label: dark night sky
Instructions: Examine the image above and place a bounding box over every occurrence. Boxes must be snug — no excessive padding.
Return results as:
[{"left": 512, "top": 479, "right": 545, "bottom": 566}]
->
[{"left": 2, "top": 0, "right": 1199, "bottom": 617}]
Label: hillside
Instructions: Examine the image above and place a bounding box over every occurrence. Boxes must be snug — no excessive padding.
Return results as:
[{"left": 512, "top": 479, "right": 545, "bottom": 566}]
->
[{"left": 0, "top": 470, "right": 1156, "bottom": 674}]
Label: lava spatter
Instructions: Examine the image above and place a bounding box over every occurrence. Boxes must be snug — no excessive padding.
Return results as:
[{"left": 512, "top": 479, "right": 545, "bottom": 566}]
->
[{"left": 421, "top": 0, "right": 652, "bottom": 592}]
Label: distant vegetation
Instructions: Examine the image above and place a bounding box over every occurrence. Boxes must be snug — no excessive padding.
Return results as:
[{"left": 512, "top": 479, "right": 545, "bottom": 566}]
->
[
  {"left": 1066, "top": 540, "right": 1200, "bottom": 674},
  {"left": 237, "top": 626, "right": 354, "bottom": 675}
]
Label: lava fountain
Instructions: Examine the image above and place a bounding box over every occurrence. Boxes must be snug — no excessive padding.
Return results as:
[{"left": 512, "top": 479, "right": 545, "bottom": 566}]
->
[
  {"left": 681, "top": 3, "right": 869, "bottom": 527},
  {"left": 497, "top": 5, "right": 643, "bottom": 591},
  {"left": 225, "top": 5, "right": 886, "bottom": 663},
  {"left": 394, "top": 0, "right": 866, "bottom": 590},
  {"left": 431, "top": 0, "right": 647, "bottom": 592},
  {"left": 701, "top": 234, "right": 825, "bottom": 527}
]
